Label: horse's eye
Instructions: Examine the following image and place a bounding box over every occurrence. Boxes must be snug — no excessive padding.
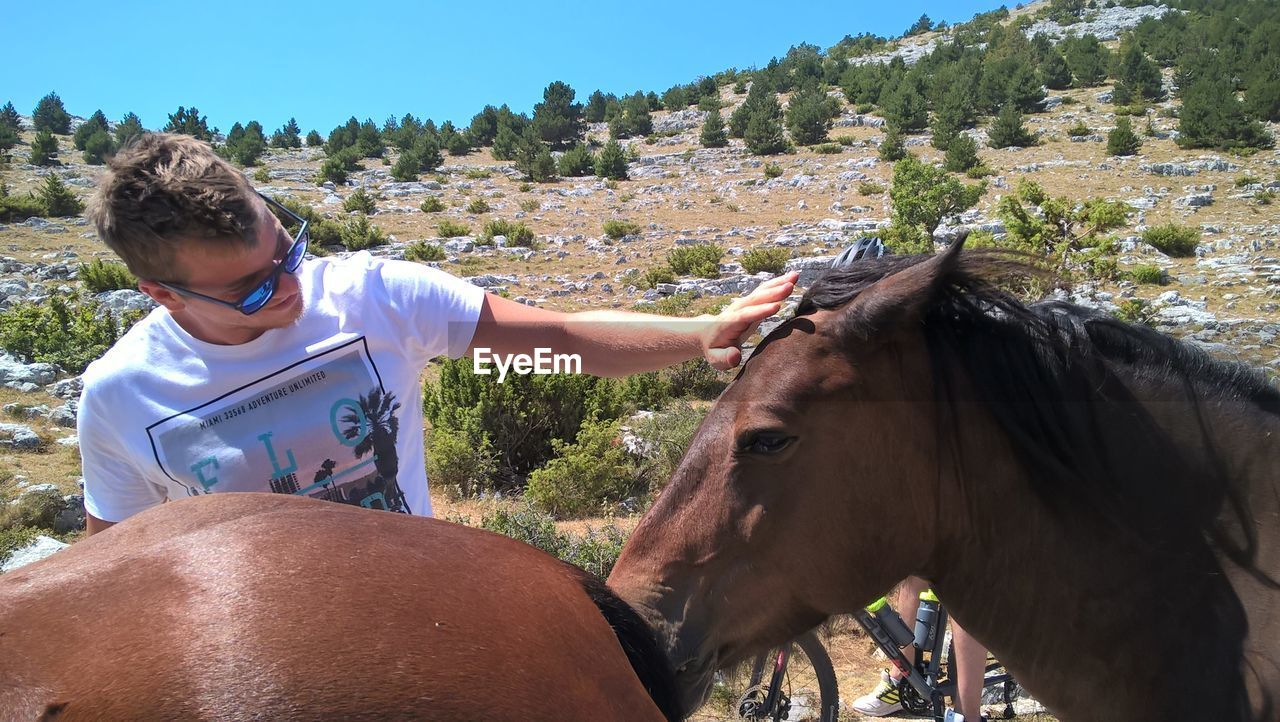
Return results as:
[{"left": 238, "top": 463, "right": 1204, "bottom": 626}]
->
[{"left": 738, "top": 432, "right": 793, "bottom": 455}]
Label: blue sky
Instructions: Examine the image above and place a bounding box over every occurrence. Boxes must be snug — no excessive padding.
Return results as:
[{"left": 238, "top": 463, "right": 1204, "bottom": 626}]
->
[{"left": 6, "top": 0, "right": 1005, "bottom": 135}]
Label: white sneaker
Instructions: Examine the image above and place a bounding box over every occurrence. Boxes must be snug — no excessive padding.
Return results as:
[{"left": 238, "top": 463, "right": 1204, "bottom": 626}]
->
[
  {"left": 850, "top": 669, "right": 905, "bottom": 717},
  {"left": 943, "top": 710, "right": 965, "bottom": 722}
]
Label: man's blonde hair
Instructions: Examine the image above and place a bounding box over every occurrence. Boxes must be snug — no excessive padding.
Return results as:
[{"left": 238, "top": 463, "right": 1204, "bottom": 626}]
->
[{"left": 87, "top": 133, "right": 261, "bottom": 281}]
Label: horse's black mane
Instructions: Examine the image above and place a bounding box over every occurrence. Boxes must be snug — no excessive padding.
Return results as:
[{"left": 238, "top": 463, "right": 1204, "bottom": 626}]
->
[{"left": 792, "top": 249, "right": 1278, "bottom": 719}]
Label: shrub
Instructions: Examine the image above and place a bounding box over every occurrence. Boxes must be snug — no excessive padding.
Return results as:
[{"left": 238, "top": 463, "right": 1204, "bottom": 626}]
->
[
  {"left": 663, "top": 358, "right": 727, "bottom": 399},
  {"left": 812, "top": 143, "right": 843, "bottom": 154},
  {"left": 1177, "top": 77, "right": 1274, "bottom": 151},
  {"left": 526, "top": 416, "right": 641, "bottom": 517},
  {"left": 0, "top": 488, "right": 65, "bottom": 535},
  {"left": 437, "top": 219, "right": 471, "bottom": 238},
  {"left": 890, "top": 155, "right": 985, "bottom": 242},
  {"left": 858, "top": 180, "right": 886, "bottom": 195},
  {"left": 1107, "top": 116, "right": 1142, "bottom": 156},
  {"left": 943, "top": 134, "right": 980, "bottom": 172},
  {"left": 1067, "top": 121, "right": 1091, "bottom": 137},
  {"left": 37, "top": 174, "right": 83, "bottom": 216},
  {"left": 557, "top": 143, "right": 595, "bottom": 177},
  {"left": 30, "top": 130, "right": 59, "bottom": 166},
  {"left": 668, "top": 243, "right": 724, "bottom": 278},
  {"left": 253, "top": 167, "right": 271, "bottom": 183},
  {"left": 763, "top": 162, "right": 784, "bottom": 179},
  {"left": 519, "top": 198, "right": 540, "bottom": 213},
  {"left": 305, "top": 130, "right": 323, "bottom": 146},
  {"left": 81, "top": 129, "right": 114, "bottom": 165},
  {"left": 420, "top": 196, "right": 446, "bottom": 213},
  {"left": 595, "top": 139, "right": 628, "bottom": 180},
  {"left": 626, "top": 401, "right": 708, "bottom": 494},
  {"left": 0, "top": 187, "right": 44, "bottom": 222},
  {"left": 467, "top": 505, "right": 631, "bottom": 579},
  {"left": 642, "top": 266, "right": 676, "bottom": 289},
  {"left": 1142, "top": 223, "right": 1199, "bottom": 257},
  {"left": 423, "top": 357, "right": 627, "bottom": 487},
  {"left": 342, "top": 187, "right": 377, "bottom": 214},
  {"left": 1129, "top": 264, "right": 1166, "bottom": 284},
  {"left": 646, "top": 292, "right": 698, "bottom": 317},
  {"left": 603, "top": 219, "right": 642, "bottom": 239},
  {"left": 78, "top": 259, "right": 136, "bottom": 292},
  {"left": 988, "top": 104, "right": 1037, "bottom": 148},
  {"left": 164, "top": 105, "right": 212, "bottom": 140},
  {"left": 481, "top": 219, "right": 535, "bottom": 246},
  {"left": 740, "top": 247, "right": 790, "bottom": 274},
  {"left": 0, "top": 295, "right": 141, "bottom": 374},
  {"left": 391, "top": 151, "right": 421, "bottom": 181},
  {"left": 403, "top": 241, "right": 447, "bottom": 263},
  {"left": 878, "top": 126, "right": 907, "bottom": 161},
  {"left": 1113, "top": 298, "right": 1154, "bottom": 325},
  {"left": 466, "top": 197, "right": 491, "bottom": 214},
  {"left": 744, "top": 104, "right": 790, "bottom": 156},
  {"left": 32, "top": 92, "right": 71, "bottom": 134},
  {"left": 426, "top": 426, "right": 497, "bottom": 499},
  {"left": 338, "top": 213, "right": 386, "bottom": 251}
]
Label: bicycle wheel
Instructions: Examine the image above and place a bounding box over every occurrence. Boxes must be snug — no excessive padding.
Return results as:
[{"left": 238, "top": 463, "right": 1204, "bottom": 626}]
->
[{"left": 685, "top": 630, "right": 840, "bottom": 722}]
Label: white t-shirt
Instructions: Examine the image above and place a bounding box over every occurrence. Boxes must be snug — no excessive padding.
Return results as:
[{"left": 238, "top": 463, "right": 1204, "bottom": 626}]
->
[{"left": 79, "top": 252, "right": 486, "bottom": 523}]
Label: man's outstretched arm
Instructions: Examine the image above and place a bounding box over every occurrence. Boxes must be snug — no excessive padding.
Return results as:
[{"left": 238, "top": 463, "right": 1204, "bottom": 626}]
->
[{"left": 465, "top": 271, "right": 797, "bottom": 376}]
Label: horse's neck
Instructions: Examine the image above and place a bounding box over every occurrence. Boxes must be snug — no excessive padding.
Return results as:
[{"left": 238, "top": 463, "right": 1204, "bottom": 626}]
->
[{"left": 925, "top": 391, "right": 1267, "bottom": 722}]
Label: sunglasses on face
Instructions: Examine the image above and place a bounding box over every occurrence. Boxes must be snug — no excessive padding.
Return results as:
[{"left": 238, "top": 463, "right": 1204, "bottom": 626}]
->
[{"left": 156, "top": 192, "right": 310, "bottom": 315}]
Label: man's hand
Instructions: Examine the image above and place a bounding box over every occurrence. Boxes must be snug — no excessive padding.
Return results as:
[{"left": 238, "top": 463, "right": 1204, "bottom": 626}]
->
[{"left": 699, "top": 271, "right": 798, "bottom": 370}]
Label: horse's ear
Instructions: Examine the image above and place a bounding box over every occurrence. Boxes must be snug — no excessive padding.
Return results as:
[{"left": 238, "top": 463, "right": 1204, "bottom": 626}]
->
[{"left": 842, "top": 236, "right": 965, "bottom": 338}]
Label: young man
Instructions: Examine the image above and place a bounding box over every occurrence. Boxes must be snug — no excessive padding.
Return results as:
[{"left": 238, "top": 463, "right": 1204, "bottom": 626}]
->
[{"left": 80, "top": 133, "right": 796, "bottom": 533}]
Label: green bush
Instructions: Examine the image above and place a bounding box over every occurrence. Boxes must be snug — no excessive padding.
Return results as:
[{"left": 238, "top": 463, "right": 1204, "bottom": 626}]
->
[
  {"left": 603, "top": 219, "right": 642, "bottom": 239},
  {"left": 78, "top": 259, "right": 136, "bottom": 292},
  {"left": 466, "top": 197, "right": 491, "bottom": 214},
  {"left": 37, "top": 174, "right": 82, "bottom": 216},
  {"left": 420, "top": 196, "right": 446, "bottom": 213},
  {"left": 423, "top": 357, "right": 628, "bottom": 489},
  {"left": 427, "top": 426, "right": 496, "bottom": 499},
  {"left": 0, "top": 525, "right": 41, "bottom": 569},
  {"left": 700, "top": 109, "right": 728, "bottom": 148},
  {"left": 30, "top": 131, "right": 59, "bottom": 166},
  {"left": 519, "top": 198, "right": 540, "bottom": 213},
  {"left": 1142, "top": 223, "right": 1200, "bottom": 257},
  {"left": 626, "top": 400, "right": 708, "bottom": 494},
  {"left": 988, "top": 104, "right": 1037, "bottom": 148},
  {"left": 481, "top": 219, "right": 535, "bottom": 247},
  {"left": 559, "top": 524, "right": 629, "bottom": 580},
  {"left": 342, "top": 187, "right": 377, "bottom": 214},
  {"left": 437, "top": 219, "right": 471, "bottom": 238},
  {"left": 668, "top": 243, "right": 724, "bottom": 278},
  {"left": 858, "top": 180, "right": 886, "bottom": 195},
  {"left": 0, "top": 187, "right": 44, "bottom": 222},
  {"left": 338, "top": 213, "right": 386, "bottom": 251},
  {"left": 664, "top": 359, "right": 727, "bottom": 399},
  {"left": 0, "top": 487, "right": 64, "bottom": 533},
  {"left": 463, "top": 504, "right": 630, "bottom": 579},
  {"left": 642, "top": 266, "right": 676, "bottom": 289},
  {"left": 646, "top": 292, "right": 698, "bottom": 317},
  {"left": 526, "top": 416, "right": 641, "bottom": 517},
  {"left": 595, "top": 139, "right": 628, "bottom": 180},
  {"left": 391, "top": 151, "right": 421, "bottom": 182},
  {"left": 812, "top": 142, "right": 843, "bottom": 154},
  {"left": 878, "top": 126, "right": 907, "bottom": 161},
  {"left": 1107, "top": 117, "right": 1142, "bottom": 156},
  {"left": 403, "top": 241, "right": 447, "bottom": 263},
  {"left": 943, "top": 134, "right": 980, "bottom": 173},
  {"left": 740, "top": 246, "right": 790, "bottom": 274},
  {"left": 557, "top": 143, "right": 596, "bottom": 177},
  {"left": 1067, "top": 121, "right": 1091, "bottom": 137},
  {"left": 1129, "top": 264, "right": 1166, "bottom": 284},
  {"left": 763, "top": 162, "right": 784, "bottom": 179},
  {"left": 252, "top": 167, "right": 271, "bottom": 183},
  {"left": 0, "top": 295, "right": 141, "bottom": 374}
]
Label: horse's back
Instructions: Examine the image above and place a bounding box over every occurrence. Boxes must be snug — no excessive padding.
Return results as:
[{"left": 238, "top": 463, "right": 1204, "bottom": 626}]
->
[{"left": 0, "top": 493, "right": 668, "bottom": 721}]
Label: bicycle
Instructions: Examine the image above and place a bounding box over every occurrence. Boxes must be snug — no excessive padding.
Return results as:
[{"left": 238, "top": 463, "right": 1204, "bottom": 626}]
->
[
  {"left": 855, "top": 590, "right": 1020, "bottom": 721},
  {"left": 686, "top": 589, "right": 1020, "bottom": 722}
]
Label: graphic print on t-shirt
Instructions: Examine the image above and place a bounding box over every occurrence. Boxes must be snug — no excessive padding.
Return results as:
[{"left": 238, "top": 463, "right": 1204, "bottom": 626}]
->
[{"left": 147, "top": 338, "right": 410, "bottom": 513}]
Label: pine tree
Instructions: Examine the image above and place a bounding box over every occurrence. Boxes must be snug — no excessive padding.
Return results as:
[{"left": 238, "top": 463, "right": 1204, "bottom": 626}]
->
[
  {"left": 515, "top": 127, "right": 556, "bottom": 182},
  {"left": 532, "top": 81, "right": 584, "bottom": 149},
  {"left": 584, "top": 91, "right": 610, "bottom": 123},
  {"left": 1245, "top": 71, "right": 1280, "bottom": 123},
  {"left": 988, "top": 104, "right": 1037, "bottom": 148},
  {"left": 491, "top": 122, "right": 521, "bottom": 161},
  {"left": 557, "top": 143, "right": 596, "bottom": 177},
  {"left": 1106, "top": 117, "right": 1142, "bottom": 156},
  {"left": 83, "top": 130, "right": 114, "bottom": 164},
  {"left": 889, "top": 155, "right": 985, "bottom": 245},
  {"left": 882, "top": 77, "right": 928, "bottom": 132},
  {"left": 785, "top": 85, "right": 834, "bottom": 146},
  {"left": 73, "top": 110, "right": 110, "bottom": 150},
  {"left": 305, "top": 130, "right": 323, "bottom": 147},
  {"left": 1040, "top": 49, "right": 1073, "bottom": 90},
  {"left": 878, "top": 126, "right": 907, "bottom": 161},
  {"left": 271, "top": 118, "right": 302, "bottom": 148},
  {"left": 38, "top": 174, "right": 83, "bottom": 216},
  {"left": 1177, "top": 77, "right": 1274, "bottom": 150},
  {"left": 1113, "top": 42, "right": 1165, "bottom": 104},
  {"left": 165, "top": 106, "right": 212, "bottom": 140},
  {"left": 0, "top": 102, "right": 20, "bottom": 131},
  {"left": 594, "top": 139, "right": 628, "bottom": 180},
  {"left": 1063, "top": 35, "right": 1110, "bottom": 88},
  {"left": 744, "top": 98, "right": 790, "bottom": 155},
  {"left": 29, "top": 130, "right": 59, "bottom": 165},
  {"left": 391, "top": 150, "right": 421, "bottom": 181},
  {"left": 610, "top": 92, "right": 652, "bottom": 139},
  {"left": 0, "top": 124, "right": 18, "bottom": 153},
  {"left": 943, "top": 133, "right": 980, "bottom": 172},
  {"left": 412, "top": 133, "right": 443, "bottom": 173},
  {"left": 700, "top": 109, "right": 728, "bottom": 148},
  {"left": 115, "top": 112, "right": 145, "bottom": 147},
  {"left": 32, "top": 92, "right": 71, "bottom": 134},
  {"left": 468, "top": 106, "right": 499, "bottom": 146},
  {"left": 1006, "top": 64, "right": 1047, "bottom": 113}
]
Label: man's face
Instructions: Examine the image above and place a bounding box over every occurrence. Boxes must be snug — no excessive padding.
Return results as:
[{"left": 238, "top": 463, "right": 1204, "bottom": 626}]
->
[{"left": 143, "top": 197, "right": 306, "bottom": 344}]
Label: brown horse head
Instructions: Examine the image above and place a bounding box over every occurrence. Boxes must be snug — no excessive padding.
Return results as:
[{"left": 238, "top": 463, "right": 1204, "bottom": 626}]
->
[{"left": 610, "top": 238, "right": 1280, "bottom": 720}]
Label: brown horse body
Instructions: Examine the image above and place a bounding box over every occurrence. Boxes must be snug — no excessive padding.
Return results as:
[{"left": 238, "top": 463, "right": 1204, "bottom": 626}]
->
[
  {"left": 609, "top": 241, "right": 1280, "bottom": 721},
  {"left": 1, "top": 493, "right": 677, "bottom": 721}
]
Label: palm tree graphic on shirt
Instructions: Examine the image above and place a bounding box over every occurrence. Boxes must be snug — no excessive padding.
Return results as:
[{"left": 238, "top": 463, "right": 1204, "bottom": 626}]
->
[{"left": 339, "top": 387, "right": 407, "bottom": 513}]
